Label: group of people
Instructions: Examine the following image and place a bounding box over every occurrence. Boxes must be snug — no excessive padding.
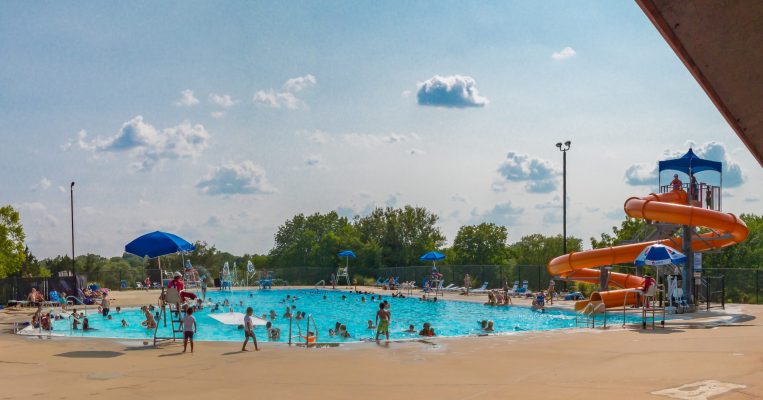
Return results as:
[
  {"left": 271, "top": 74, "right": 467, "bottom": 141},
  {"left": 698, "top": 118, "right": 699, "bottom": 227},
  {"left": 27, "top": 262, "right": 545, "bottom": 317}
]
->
[{"left": 670, "top": 173, "right": 714, "bottom": 208}]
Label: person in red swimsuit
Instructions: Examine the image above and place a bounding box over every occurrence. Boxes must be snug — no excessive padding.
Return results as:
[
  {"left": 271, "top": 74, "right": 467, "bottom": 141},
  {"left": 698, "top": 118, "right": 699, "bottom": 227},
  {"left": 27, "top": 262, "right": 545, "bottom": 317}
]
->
[
  {"left": 670, "top": 174, "right": 683, "bottom": 191},
  {"left": 168, "top": 272, "right": 197, "bottom": 302}
]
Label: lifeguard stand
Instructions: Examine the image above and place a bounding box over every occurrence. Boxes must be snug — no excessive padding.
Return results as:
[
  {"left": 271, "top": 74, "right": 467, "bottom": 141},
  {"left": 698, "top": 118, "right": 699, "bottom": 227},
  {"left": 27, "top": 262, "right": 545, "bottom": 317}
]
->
[
  {"left": 336, "top": 266, "right": 350, "bottom": 286},
  {"left": 657, "top": 148, "right": 723, "bottom": 308},
  {"left": 183, "top": 260, "right": 200, "bottom": 288}
]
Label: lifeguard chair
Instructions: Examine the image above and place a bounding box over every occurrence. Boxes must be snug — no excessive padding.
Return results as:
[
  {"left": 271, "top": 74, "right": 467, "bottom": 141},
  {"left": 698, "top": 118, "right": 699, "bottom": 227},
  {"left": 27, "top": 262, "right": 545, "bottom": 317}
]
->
[{"left": 336, "top": 266, "right": 350, "bottom": 286}]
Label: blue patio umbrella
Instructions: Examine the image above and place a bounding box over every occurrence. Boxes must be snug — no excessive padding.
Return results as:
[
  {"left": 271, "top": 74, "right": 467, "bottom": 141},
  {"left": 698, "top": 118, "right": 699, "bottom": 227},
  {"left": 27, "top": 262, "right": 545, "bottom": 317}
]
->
[
  {"left": 420, "top": 251, "right": 446, "bottom": 268},
  {"left": 125, "top": 231, "right": 195, "bottom": 258},
  {"left": 634, "top": 244, "right": 687, "bottom": 266},
  {"left": 338, "top": 250, "right": 356, "bottom": 268},
  {"left": 125, "top": 231, "right": 195, "bottom": 287}
]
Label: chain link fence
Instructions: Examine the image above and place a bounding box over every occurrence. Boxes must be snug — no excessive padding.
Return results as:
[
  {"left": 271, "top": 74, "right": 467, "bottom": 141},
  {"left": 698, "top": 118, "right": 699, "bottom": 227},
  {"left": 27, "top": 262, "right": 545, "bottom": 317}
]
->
[{"left": 3, "top": 266, "right": 762, "bottom": 304}]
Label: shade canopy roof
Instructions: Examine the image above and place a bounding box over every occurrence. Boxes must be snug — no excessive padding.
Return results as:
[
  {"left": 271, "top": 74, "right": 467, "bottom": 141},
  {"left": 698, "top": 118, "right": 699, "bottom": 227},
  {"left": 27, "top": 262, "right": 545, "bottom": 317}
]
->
[
  {"left": 658, "top": 148, "right": 722, "bottom": 175},
  {"left": 637, "top": 0, "right": 763, "bottom": 167}
]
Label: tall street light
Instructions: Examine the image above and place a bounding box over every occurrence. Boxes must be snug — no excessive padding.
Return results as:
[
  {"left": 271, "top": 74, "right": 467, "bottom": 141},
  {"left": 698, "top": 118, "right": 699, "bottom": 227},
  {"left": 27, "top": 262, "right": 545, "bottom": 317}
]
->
[
  {"left": 555, "top": 141, "right": 571, "bottom": 255},
  {"left": 70, "top": 182, "right": 76, "bottom": 283}
]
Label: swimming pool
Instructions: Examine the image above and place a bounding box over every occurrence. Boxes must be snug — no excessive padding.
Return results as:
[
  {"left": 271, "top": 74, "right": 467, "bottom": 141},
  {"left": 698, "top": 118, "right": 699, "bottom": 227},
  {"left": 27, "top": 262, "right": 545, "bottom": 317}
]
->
[{"left": 49, "top": 289, "right": 643, "bottom": 342}]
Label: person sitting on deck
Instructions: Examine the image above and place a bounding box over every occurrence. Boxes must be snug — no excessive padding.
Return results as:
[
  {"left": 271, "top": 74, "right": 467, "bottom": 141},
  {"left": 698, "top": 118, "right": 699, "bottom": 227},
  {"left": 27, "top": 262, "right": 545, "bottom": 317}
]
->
[
  {"left": 168, "top": 272, "right": 197, "bottom": 302},
  {"left": 671, "top": 174, "right": 683, "bottom": 191}
]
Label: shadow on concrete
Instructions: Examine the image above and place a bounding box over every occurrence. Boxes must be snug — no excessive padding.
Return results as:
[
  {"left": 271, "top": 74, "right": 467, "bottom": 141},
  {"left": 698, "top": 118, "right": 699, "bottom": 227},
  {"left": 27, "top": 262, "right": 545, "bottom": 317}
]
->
[{"left": 55, "top": 351, "right": 123, "bottom": 359}]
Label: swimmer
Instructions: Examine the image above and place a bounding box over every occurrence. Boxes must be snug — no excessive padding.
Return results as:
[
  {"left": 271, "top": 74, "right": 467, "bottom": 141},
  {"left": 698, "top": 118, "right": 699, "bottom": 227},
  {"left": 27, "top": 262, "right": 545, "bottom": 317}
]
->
[
  {"left": 367, "top": 320, "right": 376, "bottom": 329},
  {"left": 121, "top": 319, "right": 128, "bottom": 327},
  {"left": 404, "top": 324, "right": 416, "bottom": 333}
]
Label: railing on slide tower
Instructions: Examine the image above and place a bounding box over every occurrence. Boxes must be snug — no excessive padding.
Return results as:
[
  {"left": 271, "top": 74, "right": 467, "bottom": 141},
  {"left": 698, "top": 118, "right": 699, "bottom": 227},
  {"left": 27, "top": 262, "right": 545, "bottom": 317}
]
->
[{"left": 658, "top": 183, "right": 721, "bottom": 211}]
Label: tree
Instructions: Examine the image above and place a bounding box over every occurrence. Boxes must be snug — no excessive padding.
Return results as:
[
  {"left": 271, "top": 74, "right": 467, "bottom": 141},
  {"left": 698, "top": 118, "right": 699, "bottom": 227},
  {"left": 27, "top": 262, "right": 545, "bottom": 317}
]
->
[
  {"left": 0, "top": 205, "right": 26, "bottom": 278},
  {"left": 590, "top": 216, "right": 647, "bottom": 249},
  {"left": 509, "top": 234, "right": 582, "bottom": 266},
  {"left": 356, "top": 206, "right": 445, "bottom": 267},
  {"left": 19, "top": 246, "right": 49, "bottom": 277},
  {"left": 702, "top": 213, "right": 762, "bottom": 269},
  {"left": 452, "top": 223, "right": 510, "bottom": 265}
]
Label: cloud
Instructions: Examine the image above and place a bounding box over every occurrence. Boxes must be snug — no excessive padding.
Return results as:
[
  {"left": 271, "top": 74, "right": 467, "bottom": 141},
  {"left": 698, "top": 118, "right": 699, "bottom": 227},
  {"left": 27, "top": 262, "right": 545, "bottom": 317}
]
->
[
  {"left": 71, "top": 116, "right": 210, "bottom": 171},
  {"left": 624, "top": 141, "right": 745, "bottom": 187},
  {"left": 624, "top": 163, "right": 658, "bottom": 186},
  {"left": 343, "top": 132, "right": 420, "bottom": 147},
  {"left": 416, "top": 75, "right": 488, "bottom": 108},
  {"left": 253, "top": 90, "right": 303, "bottom": 109},
  {"left": 496, "top": 151, "right": 560, "bottom": 193},
  {"left": 470, "top": 201, "right": 524, "bottom": 226},
  {"left": 196, "top": 160, "right": 277, "bottom": 196},
  {"left": 551, "top": 47, "right": 576, "bottom": 60},
  {"left": 175, "top": 89, "right": 199, "bottom": 106},
  {"left": 16, "top": 202, "right": 60, "bottom": 228},
  {"left": 283, "top": 74, "right": 316, "bottom": 92},
  {"left": 210, "top": 111, "right": 226, "bottom": 119},
  {"left": 208, "top": 93, "right": 236, "bottom": 108},
  {"left": 305, "top": 154, "right": 323, "bottom": 168},
  {"left": 408, "top": 148, "right": 426, "bottom": 156},
  {"left": 451, "top": 194, "right": 468, "bottom": 203},
  {"left": 385, "top": 193, "right": 401, "bottom": 207},
  {"left": 254, "top": 74, "right": 316, "bottom": 109},
  {"left": 30, "top": 177, "right": 51, "bottom": 191},
  {"left": 744, "top": 196, "right": 760, "bottom": 203}
]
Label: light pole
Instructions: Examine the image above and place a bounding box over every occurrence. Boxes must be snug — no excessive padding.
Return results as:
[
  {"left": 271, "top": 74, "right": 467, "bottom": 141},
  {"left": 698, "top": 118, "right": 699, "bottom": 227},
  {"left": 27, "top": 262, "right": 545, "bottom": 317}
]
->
[
  {"left": 555, "top": 141, "right": 571, "bottom": 254},
  {"left": 70, "top": 182, "right": 77, "bottom": 284}
]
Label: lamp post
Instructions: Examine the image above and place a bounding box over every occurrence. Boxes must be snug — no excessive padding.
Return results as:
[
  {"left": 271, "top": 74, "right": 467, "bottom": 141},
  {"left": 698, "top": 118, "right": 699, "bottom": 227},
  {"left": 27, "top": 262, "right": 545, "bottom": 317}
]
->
[
  {"left": 70, "top": 182, "right": 77, "bottom": 283},
  {"left": 555, "top": 141, "right": 571, "bottom": 255}
]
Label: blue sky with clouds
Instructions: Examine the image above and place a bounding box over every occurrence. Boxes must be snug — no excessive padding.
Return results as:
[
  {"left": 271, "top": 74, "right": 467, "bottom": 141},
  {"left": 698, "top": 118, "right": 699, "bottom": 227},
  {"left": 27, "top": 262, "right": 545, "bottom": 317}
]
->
[{"left": 2, "top": 1, "right": 761, "bottom": 258}]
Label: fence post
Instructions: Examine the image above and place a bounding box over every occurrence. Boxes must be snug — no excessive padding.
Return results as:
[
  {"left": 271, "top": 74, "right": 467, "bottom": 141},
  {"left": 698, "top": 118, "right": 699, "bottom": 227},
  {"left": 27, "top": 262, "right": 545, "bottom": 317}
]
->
[{"left": 756, "top": 269, "right": 760, "bottom": 305}]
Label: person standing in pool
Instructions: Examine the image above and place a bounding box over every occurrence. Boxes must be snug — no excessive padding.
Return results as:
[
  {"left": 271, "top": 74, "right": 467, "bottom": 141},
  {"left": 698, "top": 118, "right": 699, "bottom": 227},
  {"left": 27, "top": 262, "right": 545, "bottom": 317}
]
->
[
  {"left": 200, "top": 276, "right": 208, "bottom": 300},
  {"left": 101, "top": 292, "right": 111, "bottom": 317},
  {"left": 375, "top": 302, "right": 391, "bottom": 341}
]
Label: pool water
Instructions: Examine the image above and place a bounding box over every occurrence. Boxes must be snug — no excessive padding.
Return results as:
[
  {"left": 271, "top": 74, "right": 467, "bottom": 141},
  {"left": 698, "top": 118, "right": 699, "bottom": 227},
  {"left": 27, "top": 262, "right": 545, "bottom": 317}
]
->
[{"left": 50, "top": 289, "right": 642, "bottom": 342}]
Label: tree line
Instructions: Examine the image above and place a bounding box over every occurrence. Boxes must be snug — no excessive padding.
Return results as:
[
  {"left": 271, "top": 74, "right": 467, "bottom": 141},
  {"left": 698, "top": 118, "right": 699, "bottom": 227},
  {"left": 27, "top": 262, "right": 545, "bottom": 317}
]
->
[{"left": 1, "top": 204, "right": 761, "bottom": 289}]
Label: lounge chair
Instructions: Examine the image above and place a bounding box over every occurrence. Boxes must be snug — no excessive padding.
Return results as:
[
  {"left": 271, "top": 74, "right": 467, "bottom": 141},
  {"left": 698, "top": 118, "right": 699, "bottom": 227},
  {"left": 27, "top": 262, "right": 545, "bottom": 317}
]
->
[
  {"left": 442, "top": 283, "right": 456, "bottom": 291},
  {"left": 513, "top": 280, "right": 530, "bottom": 297},
  {"left": 468, "top": 282, "right": 489, "bottom": 294},
  {"left": 373, "top": 277, "right": 385, "bottom": 287},
  {"left": 507, "top": 281, "right": 519, "bottom": 296}
]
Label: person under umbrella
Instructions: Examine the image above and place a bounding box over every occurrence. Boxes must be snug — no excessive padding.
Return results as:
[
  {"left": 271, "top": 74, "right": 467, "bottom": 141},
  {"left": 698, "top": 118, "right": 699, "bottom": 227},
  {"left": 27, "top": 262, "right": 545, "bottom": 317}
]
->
[{"left": 168, "top": 271, "right": 197, "bottom": 302}]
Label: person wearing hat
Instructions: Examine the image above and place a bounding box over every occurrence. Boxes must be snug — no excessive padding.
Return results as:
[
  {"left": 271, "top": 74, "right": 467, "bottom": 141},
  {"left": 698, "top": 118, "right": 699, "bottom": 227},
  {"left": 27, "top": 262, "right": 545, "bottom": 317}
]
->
[
  {"left": 670, "top": 174, "right": 683, "bottom": 191},
  {"left": 168, "top": 271, "right": 197, "bottom": 302}
]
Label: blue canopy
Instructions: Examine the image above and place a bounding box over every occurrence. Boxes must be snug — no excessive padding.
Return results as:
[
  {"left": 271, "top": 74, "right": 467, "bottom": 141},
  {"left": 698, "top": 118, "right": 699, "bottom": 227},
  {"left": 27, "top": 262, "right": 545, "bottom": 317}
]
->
[
  {"left": 337, "top": 250, "right": 356, "bottom": 258},
  {"left": 125, "top": 231, "right": 195, "bottom": 259},
  {"left": 634, "top": 244, "right": 687, "bottom": 266},
  {"left": 419, "top": 251, "right": 446, "bottom": 262},
  {"left": 658, "top": 148, "right": 722, "bottom": 175}
]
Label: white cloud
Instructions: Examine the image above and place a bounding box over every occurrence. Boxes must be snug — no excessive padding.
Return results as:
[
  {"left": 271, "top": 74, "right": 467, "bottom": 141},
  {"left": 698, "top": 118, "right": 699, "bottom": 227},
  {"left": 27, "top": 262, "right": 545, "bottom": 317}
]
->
[
  {"left": 210, "top": 111, "right": 226, "bottom": 119},
  {"left": 551, "top": 47, "right": 576, "bottom": 60},
  {"left": 208, "top": 93, "right": 236, "bottom": 108},
  {"left": 416, "top": 75, "right": 488, "bottom": 108},
  {"left": 253, "top": 90, "right": 303, "bottom": 109},
  {"left": 470, "top": 201, "right": 524, "bottom": 226},
  {"left": 624, "top": 163, "right": 658, "bottom": 186},
  {"left": 451, "top": 194, "right": 467, "bottom": 203},
  {"left": 30, "top": 177, "right": 51, "bottom": 191},
  {"left": 343, "top": 132, "right": 420, "bottom": 147},
  {"left": 16, "top": 202, "right": 60, "bottom": 228},
  {"left": 196, "top": 160, "right": 277, "bottom": 196},
  {"left": 72, "top": 116, "right": 210, "bottom": 171},
  {"left": 401, "top": 90, "right": 412, "bottom": 98},
  {"left": 496, "top": 151, "right": 560, "bottom": 193},
  {"left": 254, "top": 74, "right": 317, "bottom": 109},
  {"left": 175, "top": 89, "right": 200, "bottom": 106},
  {"left": 283, "top": 74, "right": 316, "bottom": 92},
  {"left": 624, "top": 141, "right": 745, "bottom": 187}
]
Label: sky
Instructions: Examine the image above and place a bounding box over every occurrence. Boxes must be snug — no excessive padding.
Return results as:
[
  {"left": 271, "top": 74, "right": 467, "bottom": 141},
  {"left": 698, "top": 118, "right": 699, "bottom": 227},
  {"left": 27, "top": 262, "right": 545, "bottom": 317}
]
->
[{"left": 1, "top": 1, "right": 761, "bottom": 259}]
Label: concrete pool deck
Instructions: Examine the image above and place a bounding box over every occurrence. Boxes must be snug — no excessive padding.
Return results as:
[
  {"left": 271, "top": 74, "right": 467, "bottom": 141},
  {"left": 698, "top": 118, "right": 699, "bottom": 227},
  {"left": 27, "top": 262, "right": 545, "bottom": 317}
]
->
[{"left": 1, "top": 286, "right": 761, "bottom": 399}]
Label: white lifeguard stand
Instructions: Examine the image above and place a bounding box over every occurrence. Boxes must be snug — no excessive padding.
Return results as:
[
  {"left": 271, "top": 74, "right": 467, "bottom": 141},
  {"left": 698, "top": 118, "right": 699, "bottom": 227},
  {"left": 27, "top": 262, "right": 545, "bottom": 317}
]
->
[{"left": 336, "top": 266, "right": 350, "bottom": 286}]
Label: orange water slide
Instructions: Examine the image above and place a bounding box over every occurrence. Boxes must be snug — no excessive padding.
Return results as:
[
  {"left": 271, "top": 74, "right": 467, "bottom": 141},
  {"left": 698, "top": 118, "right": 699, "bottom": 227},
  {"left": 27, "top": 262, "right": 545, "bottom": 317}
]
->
[{"left": 547, "top": 190, "right": 748, "bottom": 310}]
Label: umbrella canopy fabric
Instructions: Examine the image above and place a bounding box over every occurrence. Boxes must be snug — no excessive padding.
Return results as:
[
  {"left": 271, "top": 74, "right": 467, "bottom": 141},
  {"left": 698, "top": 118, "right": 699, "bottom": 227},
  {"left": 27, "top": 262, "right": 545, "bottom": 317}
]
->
[
  {"left": 337, "top": 250, "right": 357, "bottom": 258},
  {"left": 125, "top": 231, "right": 195, "bottom": 259},
  {"left": 634, "top": 244, "right": 687, "bottom": 266},
  {"left": 419, "top": 251, "right": 446, "bottom": 262}
]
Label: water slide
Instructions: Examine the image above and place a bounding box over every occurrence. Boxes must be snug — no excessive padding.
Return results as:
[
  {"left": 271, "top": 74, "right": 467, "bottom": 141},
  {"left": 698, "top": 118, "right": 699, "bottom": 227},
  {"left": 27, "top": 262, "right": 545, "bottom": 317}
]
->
[{"left": 547, "top": 190, "right": 748, "bottom": 310}]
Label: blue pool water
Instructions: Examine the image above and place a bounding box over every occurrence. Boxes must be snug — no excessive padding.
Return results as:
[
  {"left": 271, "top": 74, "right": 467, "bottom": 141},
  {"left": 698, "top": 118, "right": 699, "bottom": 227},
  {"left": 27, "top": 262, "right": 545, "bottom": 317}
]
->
[{"left": 50, "top": 289, "right": 642, "bottom": 342}]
